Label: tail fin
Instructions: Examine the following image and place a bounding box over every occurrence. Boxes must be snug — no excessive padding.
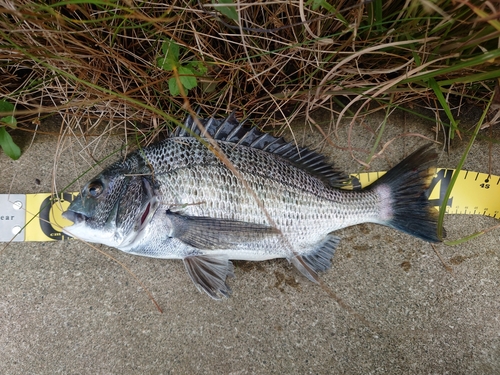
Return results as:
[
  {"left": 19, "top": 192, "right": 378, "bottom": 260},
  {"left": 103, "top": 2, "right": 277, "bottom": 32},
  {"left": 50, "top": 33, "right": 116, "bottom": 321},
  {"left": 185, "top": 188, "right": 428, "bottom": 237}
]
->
[{"left": 368, "top": 144, "right": 441, "bottom": 242}]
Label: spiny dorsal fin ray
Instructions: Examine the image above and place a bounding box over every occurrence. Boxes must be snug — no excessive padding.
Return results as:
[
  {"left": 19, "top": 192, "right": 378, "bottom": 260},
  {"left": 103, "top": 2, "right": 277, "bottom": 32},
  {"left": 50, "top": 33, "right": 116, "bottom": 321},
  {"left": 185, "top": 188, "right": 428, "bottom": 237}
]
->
[{"left": 175, "top": 112, "right": 350, "bottom": 188}]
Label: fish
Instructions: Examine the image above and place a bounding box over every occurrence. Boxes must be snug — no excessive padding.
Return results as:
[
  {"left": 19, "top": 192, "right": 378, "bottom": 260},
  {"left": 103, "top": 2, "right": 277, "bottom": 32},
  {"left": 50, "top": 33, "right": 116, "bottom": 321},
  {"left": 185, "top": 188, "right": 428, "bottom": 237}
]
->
[{"left": 62, "top": 113, "right": 441, "bottom": 299}]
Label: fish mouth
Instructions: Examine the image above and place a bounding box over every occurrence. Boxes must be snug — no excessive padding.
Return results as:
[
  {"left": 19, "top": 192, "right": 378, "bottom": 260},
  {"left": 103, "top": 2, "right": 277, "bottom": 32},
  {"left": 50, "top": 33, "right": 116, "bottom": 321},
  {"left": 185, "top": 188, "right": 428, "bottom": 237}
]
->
[
  {"left": 61, "top": 208, "right": 121, "bottom": 247},
  {"left": 62, "top": 210, "right": 87, "bottom": 224}
]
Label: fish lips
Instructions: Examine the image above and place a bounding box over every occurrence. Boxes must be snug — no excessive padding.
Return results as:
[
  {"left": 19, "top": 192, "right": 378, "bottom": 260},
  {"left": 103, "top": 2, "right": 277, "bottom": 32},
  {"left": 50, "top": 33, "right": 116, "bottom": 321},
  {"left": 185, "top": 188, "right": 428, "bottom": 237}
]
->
[
  {"left": 61, "top": 206, "right": 122, "bottom": 247},
  {"left": 61, "top": 194, "right": 90, "bottom": 227},
  {"left": 62, "top": 210, "right": 86, "bottom": 225},
  {"left": 61, "top": 209, "right": 89, "bottom": 238}
]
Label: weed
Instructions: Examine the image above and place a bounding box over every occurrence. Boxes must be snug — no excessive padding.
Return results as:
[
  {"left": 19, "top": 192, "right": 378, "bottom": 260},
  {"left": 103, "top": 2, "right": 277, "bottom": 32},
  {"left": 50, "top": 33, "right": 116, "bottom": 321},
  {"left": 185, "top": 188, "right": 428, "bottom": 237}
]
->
[
  {"left": 0, "top": 99, "right": 21, "bottom": 160},
  {"left": 0, "top": 0, "right": 498, "bottom": 150},
  {"left": 156, "top": 39, "right": 208, "bottom": 96}
]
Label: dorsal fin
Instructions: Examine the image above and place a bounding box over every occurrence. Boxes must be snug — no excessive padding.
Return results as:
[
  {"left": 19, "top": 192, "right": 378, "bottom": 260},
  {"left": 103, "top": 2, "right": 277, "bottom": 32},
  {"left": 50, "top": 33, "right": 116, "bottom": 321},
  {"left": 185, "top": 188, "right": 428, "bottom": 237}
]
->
[
  {"left": 173, "top": 112, "right": 240, "bottom": 138},
  {"left": 173, "top": 113, "right": 350, "bottom": 188}
]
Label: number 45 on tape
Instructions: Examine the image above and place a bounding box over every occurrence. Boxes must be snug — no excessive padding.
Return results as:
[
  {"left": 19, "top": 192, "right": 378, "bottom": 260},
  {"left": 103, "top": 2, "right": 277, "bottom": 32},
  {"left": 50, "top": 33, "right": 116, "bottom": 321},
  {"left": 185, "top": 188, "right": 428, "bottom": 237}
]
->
[{"left": 1, "top": 168, "right": 499, "bottom": 242}]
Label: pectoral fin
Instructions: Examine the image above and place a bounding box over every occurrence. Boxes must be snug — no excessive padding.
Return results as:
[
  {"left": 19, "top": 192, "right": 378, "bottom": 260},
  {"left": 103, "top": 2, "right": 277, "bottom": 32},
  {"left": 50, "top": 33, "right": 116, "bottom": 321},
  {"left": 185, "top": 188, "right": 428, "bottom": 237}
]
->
[
  {"left": 183, "top": 254, "right": 235, "bottom": 299},
  {"left": 166, "top": 211, "right": 279, "bottom": 250}
]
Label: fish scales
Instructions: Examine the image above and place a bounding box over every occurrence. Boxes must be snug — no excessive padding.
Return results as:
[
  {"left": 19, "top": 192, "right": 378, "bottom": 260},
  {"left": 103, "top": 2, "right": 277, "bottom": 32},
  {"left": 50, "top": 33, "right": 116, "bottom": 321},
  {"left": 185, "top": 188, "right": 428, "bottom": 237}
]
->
[
  {"left": 63, "top": 113, "right": 440, "bottom": 299},
  {"left": 156, "top": 165, "right": 380, "bottom": 239},
  {"left": 135, "top": 140, "right": 383, "bottom": 258},
  {"left": 142, "top": 137, "right": 382, "bottom": 225}
]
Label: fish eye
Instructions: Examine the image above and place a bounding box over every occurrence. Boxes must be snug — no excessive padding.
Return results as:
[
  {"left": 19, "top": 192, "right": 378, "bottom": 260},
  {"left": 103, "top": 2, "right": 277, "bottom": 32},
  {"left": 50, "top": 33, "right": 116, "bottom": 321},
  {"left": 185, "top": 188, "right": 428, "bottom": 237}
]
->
[{"left": 87, "top": 180, "right": 104, "bottom": 198}]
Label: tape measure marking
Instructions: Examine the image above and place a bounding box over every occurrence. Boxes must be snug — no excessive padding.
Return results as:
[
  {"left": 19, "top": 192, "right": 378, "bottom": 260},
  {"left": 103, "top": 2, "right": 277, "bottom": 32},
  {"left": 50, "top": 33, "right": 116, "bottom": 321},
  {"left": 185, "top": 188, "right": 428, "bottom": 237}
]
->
[
  {"left": 1, "top": 168, "right": 499, "bottom": 242},
  {"left": 0, "top": 194, "right": 26, "bottom": 242}
]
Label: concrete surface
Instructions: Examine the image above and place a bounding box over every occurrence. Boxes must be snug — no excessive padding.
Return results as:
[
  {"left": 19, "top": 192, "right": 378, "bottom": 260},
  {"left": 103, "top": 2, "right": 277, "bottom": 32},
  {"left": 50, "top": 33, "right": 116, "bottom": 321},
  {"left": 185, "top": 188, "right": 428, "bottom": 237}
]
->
[{"left": 1, "top": 110, "right": 499, "bottom": 374}]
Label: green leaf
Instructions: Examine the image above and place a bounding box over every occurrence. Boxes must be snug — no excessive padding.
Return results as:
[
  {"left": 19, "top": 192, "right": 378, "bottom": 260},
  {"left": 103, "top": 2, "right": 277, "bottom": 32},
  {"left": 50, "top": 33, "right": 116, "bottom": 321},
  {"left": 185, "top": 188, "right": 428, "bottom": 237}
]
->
[
  {"left": 1, "top": 115, "right": 17, "bottom": 128},
  {"left": 156, "top": 56, "right": 176, "bottom": 71},
  {"left": 0, "top": 99, "right": 14, "bottom": 113},
  {"left": 213, "top": 0, "right": 239, "bottom": 21},
  {"left": 310, "top": 0, "right": 334, "bottom": 12},
  {"left": 178, "top": 66, "right": 198, "bottom": 90},
  {"left": 0, "top": 127, "right": 21, "bottom": 160},
  {"left": 168, "top": 77, "right": 180, "bottom": 96},
  {"left": 188, "top": 61, "right": 208, "bottom": 76},
  {"left": 157, "top": 39, "right": 180, "bottom": 71},
  {"left": 161, "top": 39, "right": 179, "bottom": 61}
]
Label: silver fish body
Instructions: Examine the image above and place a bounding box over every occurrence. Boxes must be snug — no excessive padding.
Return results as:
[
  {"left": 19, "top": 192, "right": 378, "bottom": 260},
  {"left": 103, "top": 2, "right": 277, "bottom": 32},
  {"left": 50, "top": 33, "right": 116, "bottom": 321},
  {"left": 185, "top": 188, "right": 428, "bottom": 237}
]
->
[{"left": 63, "top": 114, "right": 440, "bottom": 298}]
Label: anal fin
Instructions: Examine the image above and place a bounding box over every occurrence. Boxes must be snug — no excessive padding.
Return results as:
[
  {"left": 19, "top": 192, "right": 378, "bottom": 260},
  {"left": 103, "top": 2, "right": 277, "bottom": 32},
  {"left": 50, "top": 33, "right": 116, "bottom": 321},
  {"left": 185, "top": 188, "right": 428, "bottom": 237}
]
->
[
  {"left": 291, "top": 234, "right": 340, "bottom": 282},
  {"left": 302, "top": 234, "right": 340, "bottom": 273},
  {"left": 183, "top": 254, "right": 235, "bottom": 300}
]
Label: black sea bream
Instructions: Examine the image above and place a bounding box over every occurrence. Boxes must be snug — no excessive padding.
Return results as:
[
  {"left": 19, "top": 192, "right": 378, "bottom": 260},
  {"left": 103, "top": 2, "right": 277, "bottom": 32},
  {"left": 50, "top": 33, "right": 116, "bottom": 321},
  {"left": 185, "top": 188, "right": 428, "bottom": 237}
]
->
[{"left": 62, "top": 114, "right": 440, "bottom": 299}]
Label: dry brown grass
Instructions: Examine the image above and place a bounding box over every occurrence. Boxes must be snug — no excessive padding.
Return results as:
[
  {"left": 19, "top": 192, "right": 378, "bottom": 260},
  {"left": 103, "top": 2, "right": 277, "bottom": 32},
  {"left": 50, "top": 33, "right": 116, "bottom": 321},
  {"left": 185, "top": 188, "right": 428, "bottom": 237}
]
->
[{"left": 1, "top": 0, "right": 500, "bottom": 149}]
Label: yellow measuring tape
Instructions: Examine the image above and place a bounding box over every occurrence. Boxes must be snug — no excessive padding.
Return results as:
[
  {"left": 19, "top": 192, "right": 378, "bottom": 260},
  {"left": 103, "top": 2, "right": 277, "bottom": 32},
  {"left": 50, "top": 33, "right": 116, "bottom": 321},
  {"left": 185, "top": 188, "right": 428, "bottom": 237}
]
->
[
  {"left": 1, "top": 168, "right": 498, "bottom": 242},
  {"left": 351, "top": 168, "right": 499, "bottom": 217}
]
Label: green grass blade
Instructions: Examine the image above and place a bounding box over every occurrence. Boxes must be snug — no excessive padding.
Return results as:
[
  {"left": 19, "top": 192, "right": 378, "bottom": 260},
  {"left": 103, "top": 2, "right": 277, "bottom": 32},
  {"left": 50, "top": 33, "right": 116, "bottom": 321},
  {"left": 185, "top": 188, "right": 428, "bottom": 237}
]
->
[
  {"left": 437, "top": 94, "right": 494, "bottom": 240},
  {"left": 401, "top": 49, "right": 500, "bottom": 85},
  {"left": 428, "top": 78, "right": 458, "bottom": 138}
]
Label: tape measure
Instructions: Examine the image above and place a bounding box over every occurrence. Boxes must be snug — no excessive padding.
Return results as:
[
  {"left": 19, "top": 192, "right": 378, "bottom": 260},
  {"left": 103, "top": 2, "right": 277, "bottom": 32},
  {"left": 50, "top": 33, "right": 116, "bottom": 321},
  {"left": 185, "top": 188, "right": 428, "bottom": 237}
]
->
[
  {"left": 1, "top": 168, "right": 499, "bottom": 242},
  {"left": 351, "top": 168, "right": 500, "bottom": 217}
]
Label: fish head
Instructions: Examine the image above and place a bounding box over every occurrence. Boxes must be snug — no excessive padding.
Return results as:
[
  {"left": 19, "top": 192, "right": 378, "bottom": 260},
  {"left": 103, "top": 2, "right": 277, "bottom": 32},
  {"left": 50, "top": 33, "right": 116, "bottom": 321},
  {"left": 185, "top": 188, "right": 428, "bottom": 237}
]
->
[{"left": 62, "top": 164, "right": 159, "bottom": 248}]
